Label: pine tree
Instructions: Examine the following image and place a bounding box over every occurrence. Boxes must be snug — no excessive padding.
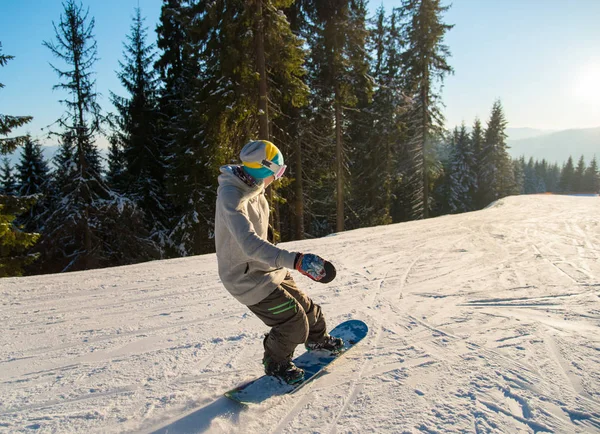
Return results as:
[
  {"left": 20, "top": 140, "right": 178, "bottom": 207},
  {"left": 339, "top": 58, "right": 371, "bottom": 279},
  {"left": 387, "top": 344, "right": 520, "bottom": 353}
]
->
[
  {"left": 399, "top": 0, "right": 454, "bottom": 219},
  {"left": 545, "top": 163, "right": 561, "bottom": 193},
  {"left": 512, "top": 157, "right": 525, "bottom": 195},
  {"left": 523, "top": 157, "right": 538, "bottom": 194},
  {"left": 0, "top": 42, "right": 40, "bottom": 275},
  {"left": 300, "top": 0, "right": 372, "bottom": 234},
  {"left": 447, "top": 124, "right": 477, "bottom": 212},
  {"left": 573, "top": 155, "right": 586, "bottom": 193},
  {"left": 348, "top": 5, "right": 397, "bottom": 229},
  {"left": 559, "top": 156, "right": 575, "bottom": 193},
  {"left": 159, "top": 0, "right": 308, "bottom": 253},
  {"left": 105, "top": 133, "right": 126, "bottom": 192},
  {"left": 478, "top": 100, "right": 513, "bottom": 206},
  {"left": 51, "top": 131, "right": 77, "bottom": 193},
  {"left": 0, "top": 42, "right": 33, "bottom": 154},
  {"left": 15, "top": 137, "right": 50, "bottom": 232},
  {"left": 534, "top": 159, "right": 548, "bottom": 192},
  {"left": 470, "top": 118, "right": 485, "bottom": 206},
  {"left": 16, "top": 137, "right": 49, "bottom": 197},
  {"left": 0, "top": 195, "right": 40, "bottom": 277},
  {"left": 155, "top": 0, "right": 211, "bottom": 256},
  {"left": 583, "top": 156, "right": 599, "bottom": 193},
  {"left": 1, "top": 158, "right": 16, "bottom": 194},
  {"left": 38, "top": 0, "right": 157, "bottom": 273},
  {"left": 112, "top": 8, "right": 169, "bottom": 252}
]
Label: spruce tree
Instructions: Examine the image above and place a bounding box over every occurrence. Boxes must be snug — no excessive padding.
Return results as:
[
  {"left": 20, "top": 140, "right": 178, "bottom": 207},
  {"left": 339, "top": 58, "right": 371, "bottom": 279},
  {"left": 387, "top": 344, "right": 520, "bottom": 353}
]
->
[
  {"left": 534, "top": 159, "right": 548, "bottom": 192},
  {"left": 39, "top": 0, "right": 157, "bottom": 273},
  {"left": 15, "top": 137, "right": 50, "bottom": 232},
  {"left": 583, "top": 156, "right": 599, "bottom": 193},
  {"left": 112, "top": 8, "right": 168, "bottom": 252},
  {"left": 1, "top": 158, "right": 16, "bottom": 194},
  {"left": 478, "top": 100, "right": 513, "bottom": 206},
  {"left": 523, "top": 157, "right": 538, "bottom": 194},
  {"left": 573, "top": 155, "right": 586, "bottom": 193},
  {"left": 399, "top": 0, "right": 453, "bottom": 219},
  {"left": 348, "top": 5, "right": 397, "bottom": 229},
  {"left": 447, "top": 124, "right": 477, "bottom": 212},
  {"left": 155, "top": 0, "right": 210, "bottom": 256},
  {"left": 0, "top": 43, "right": 40, "bottom": 275},
  {"left": 105, "top": 134, "right": 126, "bottom": 192},
  {"left": 300, "top": 0, "right": 372, "bottom": 234},
  {"left": 545, "top": 163, "right": 561, "bottom": 193},
  {"left": 512, "top": 157, "right": 525, "bottom": 196},
  {"left": 470, "top": 118, "right": 485, "bottom": 206},
  {"left": 559, "top": 156, "right": 575, "bottom": 193},
  {"left": 16, "top": 137, "right": 49, "bottom": 197},
  {"left": 159, "top": 0, "right": 308, "bottom": 253}
]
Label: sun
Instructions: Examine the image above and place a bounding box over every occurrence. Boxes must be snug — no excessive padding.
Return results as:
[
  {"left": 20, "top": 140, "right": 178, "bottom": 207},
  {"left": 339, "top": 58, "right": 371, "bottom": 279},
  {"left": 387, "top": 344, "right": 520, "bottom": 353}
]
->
[{"left": 572, "top": 61, "right": 600, "bottom": 104}]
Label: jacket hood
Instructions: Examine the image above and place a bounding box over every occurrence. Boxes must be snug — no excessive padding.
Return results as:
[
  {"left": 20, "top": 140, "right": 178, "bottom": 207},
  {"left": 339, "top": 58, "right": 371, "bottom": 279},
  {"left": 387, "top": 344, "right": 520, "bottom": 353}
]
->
[{"left": 218, "top": 165, "right": 264, "bottom": 199}]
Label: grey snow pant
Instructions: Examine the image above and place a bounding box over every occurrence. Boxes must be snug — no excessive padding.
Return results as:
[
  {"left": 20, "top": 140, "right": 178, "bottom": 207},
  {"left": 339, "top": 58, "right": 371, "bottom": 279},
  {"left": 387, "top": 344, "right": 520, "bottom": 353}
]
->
[{"left": 247, "top": 273, "right": 327, "bottom": 363}]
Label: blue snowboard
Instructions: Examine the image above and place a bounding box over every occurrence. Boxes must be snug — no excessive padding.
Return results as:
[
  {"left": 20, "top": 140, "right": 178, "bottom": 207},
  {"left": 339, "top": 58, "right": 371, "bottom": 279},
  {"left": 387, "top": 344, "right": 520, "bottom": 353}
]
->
[{"left": 224, "top": 319, "right": 368, "bottom": 405}]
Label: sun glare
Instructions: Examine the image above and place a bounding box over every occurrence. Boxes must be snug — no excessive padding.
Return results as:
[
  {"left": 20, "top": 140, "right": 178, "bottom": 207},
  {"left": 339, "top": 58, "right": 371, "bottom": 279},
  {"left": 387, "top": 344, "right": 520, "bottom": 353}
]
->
[{"left": 573, "top": 62, "right": 600, "bottom": 105}]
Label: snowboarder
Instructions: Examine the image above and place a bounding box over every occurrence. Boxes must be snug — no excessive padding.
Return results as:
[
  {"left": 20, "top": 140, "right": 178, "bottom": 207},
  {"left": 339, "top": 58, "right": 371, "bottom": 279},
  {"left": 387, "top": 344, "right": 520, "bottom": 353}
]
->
[{"left": 215, "top": 140, "right": 343, "bottom": 384}]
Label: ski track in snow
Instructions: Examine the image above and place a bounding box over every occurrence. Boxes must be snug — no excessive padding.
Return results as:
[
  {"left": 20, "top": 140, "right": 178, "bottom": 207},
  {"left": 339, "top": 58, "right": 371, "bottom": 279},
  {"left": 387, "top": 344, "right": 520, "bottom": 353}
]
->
[{"left": 1, "top": 195, "right": 600, "bottom": 433}]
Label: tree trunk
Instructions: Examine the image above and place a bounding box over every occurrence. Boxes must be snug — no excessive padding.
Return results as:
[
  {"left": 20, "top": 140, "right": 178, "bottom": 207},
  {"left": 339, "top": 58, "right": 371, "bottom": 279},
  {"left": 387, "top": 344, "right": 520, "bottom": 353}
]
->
[
  {"left": 422, "top": 71, "right": 429, "bottom": 219},
  {"left": 256, "top": 0, "right": 268, "bottom": 139},
  {"left": 335, "top": 87, "right": 344, "bottom": 232},
  {"left": 293, "top": 134, "right": 304, "bottom": 239},
  {"left": 255, "top": 0, "right": 279, "bottom": 241}
]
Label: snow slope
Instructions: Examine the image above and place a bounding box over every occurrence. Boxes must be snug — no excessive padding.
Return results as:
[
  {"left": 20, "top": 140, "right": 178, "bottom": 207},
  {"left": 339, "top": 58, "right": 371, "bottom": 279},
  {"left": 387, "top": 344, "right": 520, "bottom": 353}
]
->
[{"left": 1, "top": 195, "right": 600, "bottom": 433}]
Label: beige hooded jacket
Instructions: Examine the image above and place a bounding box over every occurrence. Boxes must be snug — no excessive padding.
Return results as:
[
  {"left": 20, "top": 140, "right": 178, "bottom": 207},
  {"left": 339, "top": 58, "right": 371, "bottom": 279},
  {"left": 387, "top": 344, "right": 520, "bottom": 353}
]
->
[{"left": 215, "top": 166, "right": 298, "bottom": 305}]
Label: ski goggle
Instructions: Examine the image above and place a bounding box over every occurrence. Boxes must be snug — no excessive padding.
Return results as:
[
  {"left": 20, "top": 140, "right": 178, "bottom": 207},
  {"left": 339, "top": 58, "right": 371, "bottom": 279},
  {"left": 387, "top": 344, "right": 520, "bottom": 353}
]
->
[{"left": 261, "top": 159, "right": 287, "bottom": 180}]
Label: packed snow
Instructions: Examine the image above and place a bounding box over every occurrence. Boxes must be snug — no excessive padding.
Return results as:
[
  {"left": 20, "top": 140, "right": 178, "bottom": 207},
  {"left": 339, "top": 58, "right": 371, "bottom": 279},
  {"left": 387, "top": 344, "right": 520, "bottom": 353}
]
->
[{"left": 1, "top": 195, "right": 599, "bottom": 433}]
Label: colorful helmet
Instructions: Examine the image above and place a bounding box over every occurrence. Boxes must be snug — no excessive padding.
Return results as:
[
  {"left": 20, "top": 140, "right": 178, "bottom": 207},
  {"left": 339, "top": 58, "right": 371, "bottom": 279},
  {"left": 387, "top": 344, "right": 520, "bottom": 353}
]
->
[{"left": 240, "top": 140, "right": 286, "bottom": 179}]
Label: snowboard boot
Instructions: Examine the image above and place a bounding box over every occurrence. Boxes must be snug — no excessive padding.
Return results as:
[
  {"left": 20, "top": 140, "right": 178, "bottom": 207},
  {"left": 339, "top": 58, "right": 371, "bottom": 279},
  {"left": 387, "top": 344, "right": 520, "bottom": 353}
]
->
[
  {"left": 263, "top": 357, "right": 305, "bottom": 385},
  {"left": 305, "top": 334, "right": 345, "bottom": 354}
]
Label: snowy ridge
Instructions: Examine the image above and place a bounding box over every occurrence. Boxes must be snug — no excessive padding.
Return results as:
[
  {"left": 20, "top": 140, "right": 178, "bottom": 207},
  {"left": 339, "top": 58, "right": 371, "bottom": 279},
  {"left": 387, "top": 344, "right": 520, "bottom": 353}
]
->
[{"left": 1, "top": 195, "right": 600, "bottom": 433}]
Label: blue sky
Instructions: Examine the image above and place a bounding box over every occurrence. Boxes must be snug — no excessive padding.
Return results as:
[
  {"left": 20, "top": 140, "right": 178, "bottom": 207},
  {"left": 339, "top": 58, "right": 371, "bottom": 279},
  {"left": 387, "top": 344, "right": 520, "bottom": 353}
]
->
[{"left": 1, "top": 0, "right": 600, "bottom": 149}]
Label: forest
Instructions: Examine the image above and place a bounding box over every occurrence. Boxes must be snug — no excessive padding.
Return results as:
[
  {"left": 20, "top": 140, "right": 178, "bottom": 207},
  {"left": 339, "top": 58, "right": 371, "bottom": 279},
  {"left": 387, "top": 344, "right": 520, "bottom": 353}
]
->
[{"left": 1, "top": 0, "right": 599, "bottom": 278}]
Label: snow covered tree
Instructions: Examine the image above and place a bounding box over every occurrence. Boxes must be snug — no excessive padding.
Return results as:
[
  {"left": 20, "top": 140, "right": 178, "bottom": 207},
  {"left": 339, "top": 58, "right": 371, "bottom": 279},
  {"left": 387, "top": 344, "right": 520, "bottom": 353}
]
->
[
  {"left": 155, "top": 0, "right": 212, "bottom": 256},
  {"left": 158, "top": 0, "right": 308, "bottom": 253},
  {"left": 38, "top": 0, "right": 157, "bottom": 273},
  {"left": 1, "top": 158, "right": 16, "bottom": 194},
  {"left": 477, "top": 100, "right": 514, "bottom": 207},
  {"left": 348, "top": 5, "right": 397, "bottom": 229},
  {"left": 0, "top": 43, "right": 39, "bottom": 275},
  {"left": 512, "top": 157, "right": 525, "bottom": 195},
  {"left": 51, "top": 131, "right": 77, "bottom": 194},
  {"left": 447, "top": 124, "right": 477, "bottom": 213},
  {"left": 583, "top": 156, "right": 599, "bottom": 193},
  {"left": 545, "top": 162, "right": 561, "bottom": 193},
  {"left": 0, "top": 42, "right": 33, "bottom": 154},
  {"left": 523, "top": 157, "right": 539, "bottom": 194},
  {"left": 573, "top": 155, "right": 586, "bottom": 193},
  {"left": 105, "top": 134, "right": 126, "bottom": 192},
  {"left": 559, "top": 156, "right": 575, "bottom": 193},
  {"left": 112, "top": 8, "right": 169, "bottom": 253},
  {"left": 399, "top": 0, "right": 454, "bottom": 219},
  {"left": 16, "top": 137, "right": 49, "bottom": 197},
  {"left": 534, "top": 159, "right": 548, "bottom": 193},
  {"left": 15, "top": 137, "right": 50, "bottom": 232},
  {"left": 300, "top": 0, "right": 372, "bottom": 234}
]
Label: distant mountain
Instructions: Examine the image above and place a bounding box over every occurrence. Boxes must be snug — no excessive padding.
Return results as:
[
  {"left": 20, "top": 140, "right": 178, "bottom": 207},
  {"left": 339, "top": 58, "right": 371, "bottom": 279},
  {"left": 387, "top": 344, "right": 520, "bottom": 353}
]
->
[
  {"left": 505, "top": 127, "right": 555, "bottom": 141},
  {"left": 507, "top": 127, "right": 600, "bottom": 165}
]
